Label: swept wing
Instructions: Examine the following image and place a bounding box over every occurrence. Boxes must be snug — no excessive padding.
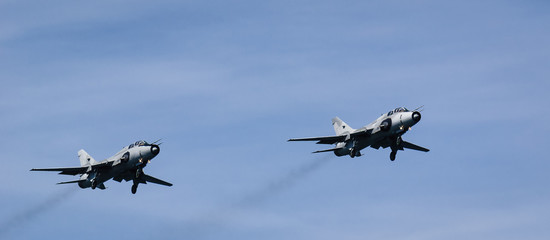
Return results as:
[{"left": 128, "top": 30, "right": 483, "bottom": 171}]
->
[
  {"left": 30, "top": 161, "right": 112, "bottom": 175},
  {"left": 142, "top": 174, "right": 173, "bottom": 186},
  {"left": 113, "top": 171, "right": 173, "bottom": 187},
  {"left": 401, "top": 141, "right": 430, "bottom": 152},
  {"left": 288, "top": 129, "right": 372, "bottom": 144}
]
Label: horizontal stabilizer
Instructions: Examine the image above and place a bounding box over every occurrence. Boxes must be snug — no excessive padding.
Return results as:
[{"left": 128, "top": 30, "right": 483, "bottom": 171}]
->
[
  {"left": 288, "top": 135, "right": 346, "bottom": 145},
  {"left": 57, "top": 179, "right": 85, "bottom": 185},
  {"left": 313, "top": 147, "right": 343, "bottom": 153},
  {"left": 402, "top": 141, "right": 430, "bottom": 152}
]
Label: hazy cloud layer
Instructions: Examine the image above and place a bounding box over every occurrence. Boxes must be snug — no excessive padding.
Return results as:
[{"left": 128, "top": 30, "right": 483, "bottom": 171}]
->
[{"left": 1, "top": 1, "right": 549, "bottom": 239}]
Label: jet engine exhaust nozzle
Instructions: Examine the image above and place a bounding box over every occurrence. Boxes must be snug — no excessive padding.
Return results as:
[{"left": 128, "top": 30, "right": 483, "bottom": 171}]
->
[{"left": 412, "top": 111, "right": 421, "bottom": 122}]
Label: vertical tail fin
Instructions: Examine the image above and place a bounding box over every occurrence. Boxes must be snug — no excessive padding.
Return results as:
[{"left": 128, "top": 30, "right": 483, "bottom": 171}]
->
[
  {"left": 78, "top": 149, "right": 97, "bottom": 166},
  {"left": 332, "top": 117, "right": 355, "bottom": 135}
]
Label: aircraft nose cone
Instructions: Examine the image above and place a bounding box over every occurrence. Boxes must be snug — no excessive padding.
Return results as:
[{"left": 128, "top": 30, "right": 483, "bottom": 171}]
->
[
  {"left": 412, "top": 111, "right": 421, "bottom": 122},
  {"left": 151, "top": 145, "right": 160, "bottom": 156}
]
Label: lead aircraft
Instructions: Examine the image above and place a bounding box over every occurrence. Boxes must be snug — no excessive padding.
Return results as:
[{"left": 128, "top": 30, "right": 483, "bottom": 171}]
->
[
  {"left": 31, "top": 140, "right": 172, "bottom": 194},
  {"left": 289, "top": 107, "right": 429, "bottom": 161}
]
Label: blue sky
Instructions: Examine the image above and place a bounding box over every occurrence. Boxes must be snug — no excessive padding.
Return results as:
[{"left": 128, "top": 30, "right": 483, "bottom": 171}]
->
[{"left": 1, "top": 0, "right": 549, "bottom": 239}]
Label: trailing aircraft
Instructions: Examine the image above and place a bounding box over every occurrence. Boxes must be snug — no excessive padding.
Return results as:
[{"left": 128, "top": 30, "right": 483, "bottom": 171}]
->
[{"left": 31, "top": 140, "right": 172, "bottom": 194}]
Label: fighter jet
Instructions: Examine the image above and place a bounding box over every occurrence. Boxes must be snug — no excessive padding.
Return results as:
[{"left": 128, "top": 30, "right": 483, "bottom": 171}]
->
[
  {"left": 289, "top": 107, "right": 429, "bottom": 161},
  {"left": 31, "top": 140, "right": 172, "bottom": 194}
]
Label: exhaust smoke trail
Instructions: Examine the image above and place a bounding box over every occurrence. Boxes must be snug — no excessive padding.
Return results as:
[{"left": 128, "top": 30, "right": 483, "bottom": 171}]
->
[
  {"left": 180, "top": 155, "right": 333, "bottom": 238},
  {"left": 235, "top": 154, "right": 332, "bottom": 208},
  {"left": 0, "top": 186, "right": 77, "bottom": 237}
]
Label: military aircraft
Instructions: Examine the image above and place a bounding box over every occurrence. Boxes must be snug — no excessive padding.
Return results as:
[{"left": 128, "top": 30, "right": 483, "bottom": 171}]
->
[
  {"left": 288, "top": 107, "right": 429, "bottom": 161},
  {"left": 31, "top": 140, "right": 172, "bottom": 194}
]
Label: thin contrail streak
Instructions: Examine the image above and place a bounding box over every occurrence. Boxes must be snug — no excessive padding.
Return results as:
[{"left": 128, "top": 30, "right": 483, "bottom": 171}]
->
[
  {"left": 0, "top": 186, "right": 77, "bottom": 237},
  {"left": 235, "top": 154, "right": 332, "bottom": 208},
  {"left": 180, "top": 155, "right": 333, "bottom": 239}
]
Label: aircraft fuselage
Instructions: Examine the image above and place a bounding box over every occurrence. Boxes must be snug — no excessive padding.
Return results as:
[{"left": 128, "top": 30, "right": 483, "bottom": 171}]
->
[{"left": 78, "top": 142, "right": 160, "bottom": 189}]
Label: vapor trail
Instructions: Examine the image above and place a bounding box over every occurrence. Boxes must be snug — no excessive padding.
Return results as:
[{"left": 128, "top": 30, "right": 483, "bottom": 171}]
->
[
  {"left": 180, "top": 155, "right": 333, "bottom": 238},
  {"left": 0, "top": 186, "right": 77, "bottom": 237},
  {"left": 235, "top": 154, "right": 332, "bottom": 208}
]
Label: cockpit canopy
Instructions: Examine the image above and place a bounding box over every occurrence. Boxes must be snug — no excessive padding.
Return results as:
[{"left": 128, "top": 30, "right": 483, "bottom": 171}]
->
[
  {"left": 387, "top": 107, "right": 409, "bottom": 116},
  {"left": 128, "top": 140, "right": 149, "bottom": 149}
]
